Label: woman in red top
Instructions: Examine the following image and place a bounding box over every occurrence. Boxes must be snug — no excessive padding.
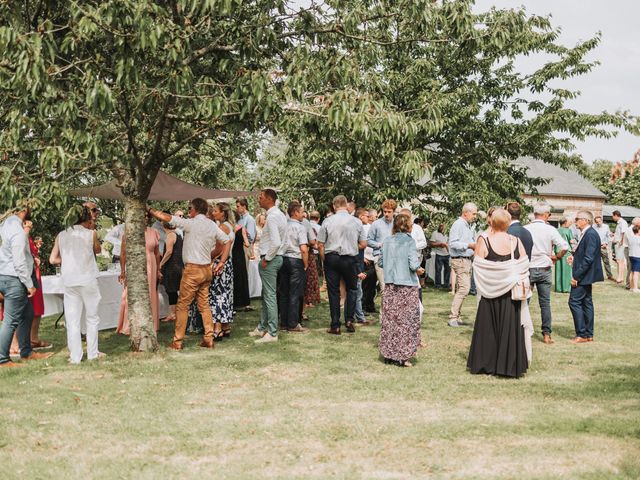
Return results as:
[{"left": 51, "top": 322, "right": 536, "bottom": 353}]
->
[{"left": 24, "top": 222, "right": 50, "bottom": 349}]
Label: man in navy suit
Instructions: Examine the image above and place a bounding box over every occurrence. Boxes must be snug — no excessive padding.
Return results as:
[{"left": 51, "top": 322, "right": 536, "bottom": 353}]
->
[{"left": 568, "top": 211, "right": 604, "bottom": 343}]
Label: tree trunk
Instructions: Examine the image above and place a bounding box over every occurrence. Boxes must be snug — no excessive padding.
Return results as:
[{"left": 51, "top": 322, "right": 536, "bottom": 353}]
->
[{"left": 123, "top": 197, "right": 158, "bottom": 352}]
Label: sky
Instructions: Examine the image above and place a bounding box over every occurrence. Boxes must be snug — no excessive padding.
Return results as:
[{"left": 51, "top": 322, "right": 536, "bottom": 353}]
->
[{"left": 473, "top": 0, "right": 640, "bottom": 164}]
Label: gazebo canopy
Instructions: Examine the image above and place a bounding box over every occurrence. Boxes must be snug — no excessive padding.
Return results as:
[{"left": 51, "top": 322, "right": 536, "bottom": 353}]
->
[{"left": 69, "top": 171, "right": 256, "bottom": 201}]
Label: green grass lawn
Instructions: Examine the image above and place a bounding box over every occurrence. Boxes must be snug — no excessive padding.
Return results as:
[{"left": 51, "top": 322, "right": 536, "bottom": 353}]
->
[{"left": 1, "top": 279, "right": 639, "bottom": 479}]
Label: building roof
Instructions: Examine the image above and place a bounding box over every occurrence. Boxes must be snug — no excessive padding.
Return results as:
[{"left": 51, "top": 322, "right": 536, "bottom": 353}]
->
[
  {"left": 603, "top": 204, "right": 640, "bottom": 220},
  {"left": 516, "top": 157, "right": 606, "bottom": 199}
]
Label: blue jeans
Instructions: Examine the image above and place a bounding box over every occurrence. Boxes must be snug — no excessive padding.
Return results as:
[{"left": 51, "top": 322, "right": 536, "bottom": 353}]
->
[
  {"left": 0, "top": 275, "right": 33, "bottom": 363},
  {"left": 569, "top": 284, "right": 594, "bottom": 338},
  {"left": 355, "top": 279, "right": 366, "bottom": 322},
  {"left": 529, "top": 267, "right": 553, "bottom": 335},
  {"left": 434, "top": 254, "right": 450, "bottom": 288}
]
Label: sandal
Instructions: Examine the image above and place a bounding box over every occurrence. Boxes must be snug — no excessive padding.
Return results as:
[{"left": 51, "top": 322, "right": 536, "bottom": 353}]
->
[
  {"left": 31, "top": 340, "right": 53, "bottom": 350},
  {"left": 222, "top": 329, "right": 232, "bottom": 338},
  {"left": 213, "top": 330, "right": 224, "bottom": 340}
]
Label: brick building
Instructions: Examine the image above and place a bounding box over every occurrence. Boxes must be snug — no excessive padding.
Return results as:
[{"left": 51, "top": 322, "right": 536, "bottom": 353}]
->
[{"left": 517, "top": 157, "right": 606, "bottom": 224}]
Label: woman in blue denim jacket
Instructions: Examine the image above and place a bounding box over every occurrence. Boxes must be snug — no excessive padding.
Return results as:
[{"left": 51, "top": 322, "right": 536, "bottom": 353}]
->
[{"left": 378, "top": 214, "right": 425, "bottom": 367}]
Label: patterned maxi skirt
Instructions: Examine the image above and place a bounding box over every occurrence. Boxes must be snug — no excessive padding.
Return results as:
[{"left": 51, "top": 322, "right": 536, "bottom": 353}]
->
[
  {"left": 187, "top": 259, "right": 234, "bottom": 333},
  {"left": 378, "top": 284, "right": 421, "bottom": 362},
  {"left": 304, "top": 252, "right": 321, "bottom": 306}
]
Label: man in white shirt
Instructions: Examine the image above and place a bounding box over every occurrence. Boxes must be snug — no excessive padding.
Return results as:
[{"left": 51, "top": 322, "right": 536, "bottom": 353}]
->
[
  {"left": 50, "top": 205, "right": 103, "bottom": 363},
  {"left": 249, "top": 189, "right": 287, "bottom": 342},
  {"left": 104, "top": 223, "right": 125, "bottom": 263},
  {"left": 430, "top": 223, "right": 450, "bottom": 289},
  {"left": 148, "top": 198, "right": 231, "bottom": 349},
  {"left": 612, "top": 210, "right": 628, "bottom": 285},
  {"left": 524, "top": 203, "right": 568, "bottom": 344},
  {"left": 0, "top": 204, "right": 51, "bottom": 367},
  {"left": 593, "top": 216, "right": 614, "bottom": 281}
]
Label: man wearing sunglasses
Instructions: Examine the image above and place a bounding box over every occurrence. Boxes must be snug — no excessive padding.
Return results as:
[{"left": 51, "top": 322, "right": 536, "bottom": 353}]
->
[{"left": 567, "top": 211, "right": 604, "bottom": 344}]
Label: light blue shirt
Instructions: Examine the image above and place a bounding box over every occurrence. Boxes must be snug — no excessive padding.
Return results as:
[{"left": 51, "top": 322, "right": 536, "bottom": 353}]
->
[
  {"left": 237, "top": 212, "right": 257, "bottom": 244},
  {"left": 448, "top": 217, "right": 475, "bottom": 258},
  {"left": 0, "top": 215, "right": 34, "bottom": 289},
  {"left": 379, "top": 233, "right": 421, "bottom": 287},
  {"left": 367, "top": 217, "right": 394, "bottom": 257},
  {"left": 318, "top": 210, "right": 366, "bottom": 256}
]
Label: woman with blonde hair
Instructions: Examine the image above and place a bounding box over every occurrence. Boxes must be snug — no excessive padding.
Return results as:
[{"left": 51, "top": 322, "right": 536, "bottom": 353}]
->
[
  {"left": 378, "top": 214, "right": 425, "bottom": 367},
  {"left": 468, "top": 208, "right": 532, "bottom": 378},
  {"left": 187, "top": 202, "right": 235, "bottom": 338}
]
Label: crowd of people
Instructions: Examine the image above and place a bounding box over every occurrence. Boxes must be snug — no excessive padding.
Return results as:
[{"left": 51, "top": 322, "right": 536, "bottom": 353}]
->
[{"left": 0, "top": 193, "right": 634, "bottom": 377}]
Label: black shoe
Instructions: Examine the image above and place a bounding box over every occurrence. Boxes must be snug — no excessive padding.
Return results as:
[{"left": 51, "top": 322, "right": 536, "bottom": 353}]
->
[{"left": 345, "top": 321, "right": 356, "bottom": 333}]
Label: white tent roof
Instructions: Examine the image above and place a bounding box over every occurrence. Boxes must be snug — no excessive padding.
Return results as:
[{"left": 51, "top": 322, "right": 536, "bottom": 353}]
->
[{"left": 70, "top": 171, "right": 256, "bottom": 201}]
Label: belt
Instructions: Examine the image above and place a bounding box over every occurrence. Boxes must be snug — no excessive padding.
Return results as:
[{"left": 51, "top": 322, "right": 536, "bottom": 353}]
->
[
  {"left": 450, "top": 256, "right": 471, "bottom": 259},
  {"left": 531, "top": 266, "right": 551, "bottom": 271},
  {"left": 184, "top": 263, "right": 210, "bottom": 267}
]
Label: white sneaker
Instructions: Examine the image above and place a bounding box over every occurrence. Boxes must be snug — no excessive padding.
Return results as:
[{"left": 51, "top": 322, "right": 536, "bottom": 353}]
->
[
  {"left": 89, "top": 352, "right": 107, "bottom": 361},
  {"left": 254, "top": 333, "right": 278, "bottom": 344},
  {"left": 632, "top": 289, "right": 640, "bottom": 294},
  {"left": 249, "top": 328, "right": 265, "bottom": 337}
]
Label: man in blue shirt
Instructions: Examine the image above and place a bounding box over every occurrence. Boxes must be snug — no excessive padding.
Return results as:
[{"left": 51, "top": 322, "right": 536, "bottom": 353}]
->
[
  {"left": 367, "top": 199, "right": 397, "bottom": 292},
  {"left": 448, "top": 202, "right": 478, "bottom": 327},
  {"left": 0, "top": 204, "right": 51, "bottom": 367}
]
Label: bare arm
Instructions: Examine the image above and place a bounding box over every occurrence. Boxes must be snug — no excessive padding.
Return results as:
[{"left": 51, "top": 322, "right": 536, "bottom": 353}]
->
[
  {"left": 159, "top": 232, "right": 176, "bottom": 270},
  {"left": 49, "top": 235, "right": 61, "bottom": 265},
  {"left": 92, "top": 230, "right": 101, "bottom": 255},
  {"left": 300, "top": 244, "right": 309, "bottom": 270},
  {"left": 318, "top": 242, "right": 325, "bottom": 262}
]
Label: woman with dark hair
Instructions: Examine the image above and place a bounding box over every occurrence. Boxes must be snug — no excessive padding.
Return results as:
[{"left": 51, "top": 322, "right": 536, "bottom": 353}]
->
[
  {"left": 159, "top": 222, "right": 183, "bottom": 322},
  {"left": 378, "top": 214, "right": 425, "bottom": 367},
  {"left": 232, "top": 210, "right": 251, "bottom": 311},
  {"left": 49, "top": 205, "right": 102, "bottom": 363},
  {"left": 187, "top": 202, "right": 235, "bottom": 338}
]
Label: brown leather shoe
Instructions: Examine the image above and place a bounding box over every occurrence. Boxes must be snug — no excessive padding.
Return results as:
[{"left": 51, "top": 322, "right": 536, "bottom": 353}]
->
[
  {"left": 326, "top": 327, "right": 341, "bottom": 335},
  {"left": 543, "top": 334, "right": 555, "bottom": 345},
  {"left": 24, "top": 352, "right": 54, "bottom": 361},
  {"left": 167, "top": 341, "right": 183, "bottom": 350},
  {"left": 0, "top": 361, "right": 25, "bottom": 368},
  {"left": 587, "top": 337, "right": 594, "bottom": 342},
  {"left": 570, "top": 337, "right": 590, "bottom": 344},
  {"left": 199, "top": 339, "right": 214, "bottom": 348},
  {"left": 345, "top": 321, "right": 356, "bottom": 333}
]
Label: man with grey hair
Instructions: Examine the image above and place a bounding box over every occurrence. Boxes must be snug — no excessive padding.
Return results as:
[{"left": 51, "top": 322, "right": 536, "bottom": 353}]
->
[
  {"left": 524, "top": 202, "right": 568, "bottom": 344},
  {"left": 447, "top": 202, "right": 477, "bottom": 327},
  {"left": 318, "top": 195, "right": 367, "bottom": 334},
  {"left": 593, "top": 215, "right": 614, "bottom": 281},
  {"left": 568, "top": 210, "right": 603, "bottom": 343}
]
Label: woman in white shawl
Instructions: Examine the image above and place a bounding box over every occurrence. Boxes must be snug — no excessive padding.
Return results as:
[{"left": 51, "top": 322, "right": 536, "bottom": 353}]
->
[{"left": 467, "top": 208, "right": 533, "bottom": 378}]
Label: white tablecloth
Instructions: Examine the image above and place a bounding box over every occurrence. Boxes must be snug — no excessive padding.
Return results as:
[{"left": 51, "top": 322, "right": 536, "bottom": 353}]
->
[
  {"left": 248, "top": 259, "right": 262, "bottom": 298},
  {"left": 42, "top": 272, "right": 124, "bottom": 332}
]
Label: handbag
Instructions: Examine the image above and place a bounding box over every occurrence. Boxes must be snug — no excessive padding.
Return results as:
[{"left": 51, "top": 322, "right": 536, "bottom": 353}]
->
[{"left": 510, "top": 236, "right": 530, "bottom": 301}]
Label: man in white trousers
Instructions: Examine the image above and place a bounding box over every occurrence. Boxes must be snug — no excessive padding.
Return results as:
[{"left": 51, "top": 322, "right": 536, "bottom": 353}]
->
[{"left": 50, "top": 205, "right": 103, "bottom": 364}]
